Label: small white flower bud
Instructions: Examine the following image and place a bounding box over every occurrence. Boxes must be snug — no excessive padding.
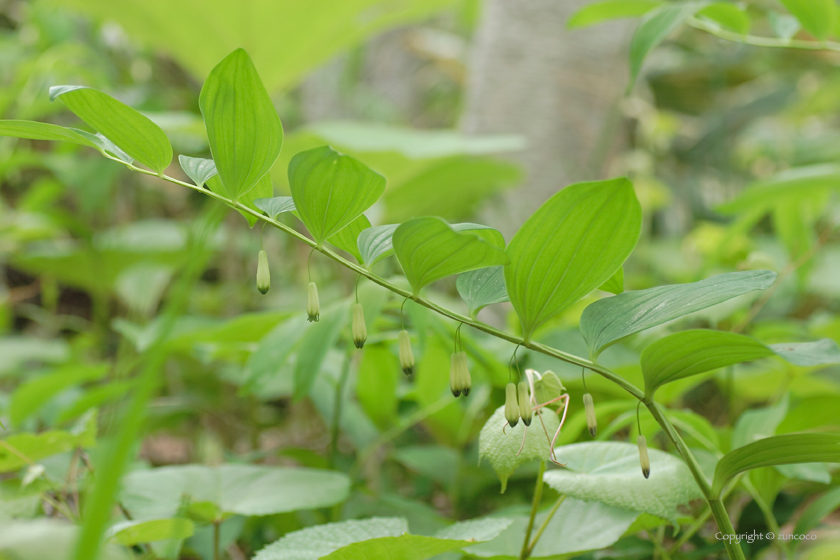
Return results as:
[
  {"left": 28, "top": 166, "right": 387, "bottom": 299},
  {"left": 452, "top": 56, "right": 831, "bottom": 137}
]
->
[
  {"left": 306, "top": 281, "right": 320, "bottom": 322},
  {"left": 504, "top": 383, "right": 520, "bottom": 427},
  {"left": 458, "top": 352, "right": 471, "bottom": 397},
  {"left": 256, "top": 250, "right": 270, "bottom": 294},
  {"left": 583, "top": 393, "right": 597, "bottom": 437},
  {"left": 449, "top": 353, "right": 460, "bottom": 397},
  {"left": 352, "top": 303, "right": 367, "bottom": 349},
  {"left": 398, "top": 330, "right": 414, "bottom": 375},
  {"left": 518, "top": 381, "right": 532, "bottom": 426},
  {"left": 638, "top": 435, "right": 650, "bottom": 479}
]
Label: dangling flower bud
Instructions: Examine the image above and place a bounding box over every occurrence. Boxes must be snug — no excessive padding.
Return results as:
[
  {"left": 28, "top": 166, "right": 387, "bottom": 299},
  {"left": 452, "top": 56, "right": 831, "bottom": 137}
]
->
[
  {"left": 352, "top": 303, "right": 367, "bottom": 349},
  {"left": 504, "top": 383, "right": 520, "bottom": 427},
  {"left": 398, "top": 330, "right": 414, "bottom": 375},
  {"left": 583, "top": 393, "right": 597, "bottom": 437},
  {"left": 449, "top": 353, "right": 461, "bottom": 397},
  {"left": 637, "top": 435, "right": 650, "bottom": 479},
  {"left": 458, "top": 352, "right": 471, "bottom": 397},
  {"left": 256, "top": 250, "right": 270, "bottom": 294},
  {"left": 518, "top": 381, "right": 532, "bottom": 426},
  {"left": 306, "top": 281, "right": 320, "bottom": 322}
]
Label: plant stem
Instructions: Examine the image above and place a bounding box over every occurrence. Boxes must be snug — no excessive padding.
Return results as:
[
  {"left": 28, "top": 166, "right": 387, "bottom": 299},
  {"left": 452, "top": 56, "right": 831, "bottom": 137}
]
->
[
  {"left": 213, "top": 520, "right": 221, "bottom": 560},
  {"left": 687, "top": 17, "right": 840, "bottom": 52},
  {"left": 520, "top": 461, "right": 546, "bottom": 560},
  {"left": 710, "top": 499, "right": 746, "bottom": 560},
  {"left": 119, "top": 161, "right": 746, "bottom": 560},
  {"left": 527, "top": 494, "right": 565, "bottom": 556}
]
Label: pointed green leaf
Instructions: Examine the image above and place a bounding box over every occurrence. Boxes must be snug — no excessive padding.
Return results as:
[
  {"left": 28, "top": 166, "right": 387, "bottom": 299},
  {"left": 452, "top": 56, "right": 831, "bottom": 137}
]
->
[
  {"left": 712, "top": 434, "right": 840, "bottom": 497},
  {"left": 505, "top": 178, "right": 641, "bottom": 341},
  {"left": 478, "top": 406, "right": 559, "bottom": 492},
  {"left": 199, "top": 49, "right": 283, "bottom": 201},
  {"left": 10, "top": 363, "right": 109, "bottom": 426},
  {"left": 106, "top": 518, "right": 194, "bottom": 546},
  {"left": 289, "top": 146, "right": 385, "bottom": 245},
  {"left": 178, "top": 155, "right": 217, "bottom": 188},
  {"left": 698, "top": 3, "right": 751, "bottom": 34},
  {"left": 49, "top": 86, "right": 172, "bottom": 174},
  {"left": 328, "top": 215, "right": 371, "bottom": 264},
  {"left": 581, "top": 270, "right": 776, "bottom": 358},
  {"left": 628, "top": 2, "right": 709, "bottom": 90},
  {"left": 0, "top": 120, "right": 98, "bottom": 148},
  {"left": 779, "top": 0, "right": 837, "bottom": 40},
  {"left": 254, "top": 517, "right": 512, "bottom": 560},
  {"left": 568, "top": 0, "right": 663, "bottom": 29},
  {"left": 598, "top": 267, "right": 624, "bottom": 295},
  {"left": 642, "top": 330, "right": 840, "bottom": 399},
  {"left": 254, "top": 196, "right": 297, "bottom": 220},
  {"left": 207, "top": 173, "right": 272, "bottom": 227},
  {"left": 794, "top": 486, "right": 840, "bottom": 536},
  {"left": 358, "top": 224, "right": 400, "bottom": 269},
  {"left": 543, "top": 441, "right": 701, "bottom": 523},
  {"left": 451, "top": 222, "right": 506, "bottom": 249},
  {"left": 456, "top": 266, "right": 509, "bottom": 318},
  {"left": 394, "top": 217, "right": 509, "bottom": 296},
  {"left": 121, "top": 464, "right": 350, "bottom": 520}
]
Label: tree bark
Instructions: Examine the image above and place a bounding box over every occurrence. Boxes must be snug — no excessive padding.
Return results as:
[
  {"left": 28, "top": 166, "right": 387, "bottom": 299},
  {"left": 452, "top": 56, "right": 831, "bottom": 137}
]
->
[{"left": 462, "top": 0, "right": 635, "bottom": 229}]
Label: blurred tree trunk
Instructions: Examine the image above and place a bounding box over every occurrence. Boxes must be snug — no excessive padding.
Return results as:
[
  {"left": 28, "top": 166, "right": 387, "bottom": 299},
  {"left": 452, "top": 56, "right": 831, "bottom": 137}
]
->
[{"left": 462, "top": 0, "right": 634, "bottom": 229}]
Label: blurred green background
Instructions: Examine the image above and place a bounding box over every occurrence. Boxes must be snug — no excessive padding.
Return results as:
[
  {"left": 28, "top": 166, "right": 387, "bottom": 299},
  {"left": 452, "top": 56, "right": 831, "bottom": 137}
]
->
[{"left": 2, "top": 0, "right": 840, "bottom": 559}]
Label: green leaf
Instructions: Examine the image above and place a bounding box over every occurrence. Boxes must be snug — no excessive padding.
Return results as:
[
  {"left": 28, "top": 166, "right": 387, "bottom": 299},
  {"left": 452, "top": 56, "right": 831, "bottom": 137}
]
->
[
  {"left": 456, "top": 266, "right": 509, "bottom": 318},
  {"left": 293, "top": 301, "right": 351, "bottom": 401},
  {"left": 9, "top": 363, "right": 109, "bottom": 425},
  {"left": 49, "top": 86, "right": 172, "bottom": 174},
  {"left": 598, "top": 267, "right": 624, "bottom": 295},
  {"left": 394, "top": 217, "right": 509, "bottom": 296},
  {"left": 120, "top": 464, "right": 351, "bottom": 520},
  {"left": 779, "top": 0, "right": 837, "bottom": 40},
  {"left": 328, "top": 214, "right": 371, "bottom": 263},
  {"left": 451, "top": 222, "right": 506, "bottom": 249},
  {"left": 712, "top": 433, "right": 840, "bottom": 497},
  {"left": 0, "top": 412, "right": 97, "bottom": 472},
  {"left": 567, "top": 0, "right": 663, "bottom": 29},
  {"left": 106, "top": 518, "right": 194, "bottom": 546},
  {"left": 769, "top": 12, "right": 801, "bottom": 41},
  {"left": 794, "top": 486, "right": 840, "bottom": 536},
  {"left": 199, "top": 49, "right": 283, "bottom": 201},
  {"left": 642, "top": 330, "right": 840, "bottom": 398},
  {"left": 628, "top": 2, "right": 709, "bottom": 90},
  {"left": 505, "top": 177, "right": 641, "bottom": 341},
  {"left": 716, "top": 164, "right": 840, "bottom": 215},
  {"left": 581, "top": 270, "right": 777, "bottom": 358},
  {"left": 0, "top": 120, "right": 99, "bottom": 149},
  {"left": 289, "top": 146, "right": 385, "bottom": 245},
  {"left": 357, "top": 224, "right": 400, "bottom": 269},
  {"left": 254, "top": 196, "right": 297, "bottom": 219},
  {"left": 698, "top": 3, "right": 750, "bottom": 34},
  {"left": 178, "top": 155, "right": 217, "bottom": 188},
  {"left": 0, "top": 520, "right": 131, "bottom": 560},
  {"left": 642, "top": 330, "right": 773, "bottom": 399},
  {"left": 732, "top": 394, "right": 789, "bottom": 450},
  {"left": 243, "top": 316, "right": 308, "bottom": 392},
  {"left": 238, "top": 172, "right": 275, "bottom": 227},
  {"left": 544, "top": 441, "right": 701, "bottom": 523},
  {"left": 253, "top": 517, "right": 512, "bottom": 560},
  {"left": 533, "top": 371, "right": 566, "bottom": 408},
  {"left": 466, "top": 499, "right": 638, "bottom": 558},
  {"left": 478, "top": 406, "right": 559, "bottom": 492}
]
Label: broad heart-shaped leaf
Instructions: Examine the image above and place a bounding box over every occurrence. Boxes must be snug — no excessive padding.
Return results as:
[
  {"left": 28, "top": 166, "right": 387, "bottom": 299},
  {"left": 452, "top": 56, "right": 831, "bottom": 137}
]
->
[
  {"left": 779, "top": 0, "right": 837, "bottom": 40},
  {"left": 478, "top": 406, "right": 560, "bottom": 492},
  {"left": 358, "top": 224, "right": 400, "bottom": 269},
  {"left": 505, "top": 178, "right": 641, "bottom": 341},
  {"left": 456, "top": 266, "right": 509, "bottom": 318},
  {"left": 394, "top": 218, "right": 509, "bottom": 296},
  {"left": 254, "top": 196, "right": 297, "bottom": 219},
  {"left": 581, "top": 270, "right": 777, "bottom": 358},
  {"left": 567, "top": 0, "right": 662, "bottom": 29},
  {"left": 544, "top": 442, "right": 701, "bottom": 523},
  {"left": 466, "top": 499, "right": 638, "bottom": 558},
  {"left": 628, "top": 2, "right": 709, "bottom": 90},
  {"left": 712, "top": 434, "right": 840, "bottom": 498},
  {"left": 178, "top": 155, "right": 217, "bottom": 188},
  {"left": 328, "top": 214, "right": 371, "bottom": 263},
  {"left": 49, "top": 86, "right": 172, "bottom": 174},
  {"left": 254, "top": 517, "right": 512, "bottom": 560},
  {"left": 289, "top": 146, "right": 385, "bottom": 245},
  {"left": 199, "top": 49, "right": 283, "bottom": 201},
  {"left": 120, "top": 464, "right": 350, "bottom": 520},
  {"left": 642, "top": 330, "right": 840, "bottom": 399}
]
